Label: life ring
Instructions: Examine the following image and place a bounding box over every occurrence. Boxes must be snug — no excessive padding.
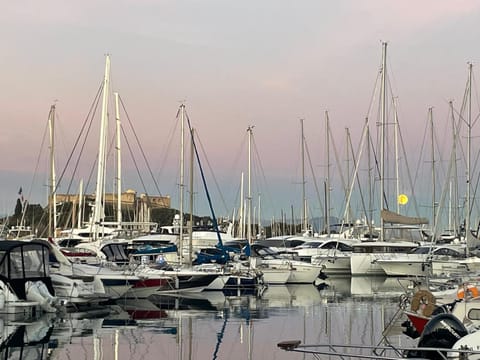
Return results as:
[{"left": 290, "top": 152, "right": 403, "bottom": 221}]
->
[
  {"left": 411, "top": 289, "right": 436, "bottom": 317},
  {"left": 457, "top": 284, "right": 479, "bottom": 299}
]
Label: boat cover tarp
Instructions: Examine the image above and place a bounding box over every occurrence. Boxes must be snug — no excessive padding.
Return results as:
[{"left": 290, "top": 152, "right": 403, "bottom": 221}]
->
[{"left": 381, "top": 209, "right": 429, "bottom": 225}]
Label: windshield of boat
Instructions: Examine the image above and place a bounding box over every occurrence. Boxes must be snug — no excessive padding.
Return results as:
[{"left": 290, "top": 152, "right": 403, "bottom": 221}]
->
[
  {"left": 7, "top": 244, "right": 49, "bottom": 278},
  {"left": 295, "top": 241, "right": 323, "bottom": 249},
  {"left": 410, "top": 246, "right": 431, "bottom": 254},
  {"left": 383, "top": 227, "right": 424, "bottom": 242}
]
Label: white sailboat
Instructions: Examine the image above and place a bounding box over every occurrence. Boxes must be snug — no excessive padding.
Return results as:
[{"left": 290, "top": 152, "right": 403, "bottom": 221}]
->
[{"left": 349, "top": 43, "right": 423, "bottom": 276}]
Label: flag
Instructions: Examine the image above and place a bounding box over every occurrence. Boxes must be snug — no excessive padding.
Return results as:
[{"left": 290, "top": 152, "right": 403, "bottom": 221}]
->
[{"left": 18, "top": 187, "right": 22, "bottom": 196}]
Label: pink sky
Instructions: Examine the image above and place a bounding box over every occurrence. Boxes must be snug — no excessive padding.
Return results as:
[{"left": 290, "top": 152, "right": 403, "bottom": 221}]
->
[{"left": 2, "top": 1, "right": 480, "bottom": 224}]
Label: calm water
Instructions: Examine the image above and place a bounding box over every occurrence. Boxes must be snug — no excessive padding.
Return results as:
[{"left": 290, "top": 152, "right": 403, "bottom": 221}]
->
[{"left": 3, "top": 276, "right": 415, "bottom": 360}]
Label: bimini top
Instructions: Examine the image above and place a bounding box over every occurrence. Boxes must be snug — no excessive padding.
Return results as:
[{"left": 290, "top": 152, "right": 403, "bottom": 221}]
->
[{"left": 0, "top": 239, "right": 53, "bottom": 299}]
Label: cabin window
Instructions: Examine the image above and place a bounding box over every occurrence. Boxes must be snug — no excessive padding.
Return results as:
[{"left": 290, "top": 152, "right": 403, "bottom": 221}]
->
[
  {"left": 338, "top": 243, "right": 353, "bottom": 251},
  {"left": 9, "top": 251, "right": 24, "bottom": 279},
  {"left": 23, "top": 245, "right": 47, "bottom": 277},
  {"left": 322, "top": 242, "right": 338, "bottom": 249},
  {"left": 468, "top": 308, "right": 480, "bottom": 320}
]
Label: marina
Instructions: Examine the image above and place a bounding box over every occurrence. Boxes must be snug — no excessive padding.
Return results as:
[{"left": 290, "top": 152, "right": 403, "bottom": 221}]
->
[
  {"left": 0, "top": 280, "right": 414, "bottom": 360},
  {"left": 4, "top": 2, "right": 480, "bottom": 360}
]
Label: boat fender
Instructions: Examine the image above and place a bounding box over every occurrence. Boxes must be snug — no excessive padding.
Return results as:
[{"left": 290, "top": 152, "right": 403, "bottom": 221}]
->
[
  {"left": 25, "top": 281, "right": 58, "bottom": 313},
  {"left": 411, "top": 289, "right": 436, "bottom": 317},
  {"left": 457, "top": 284, "right": 479, "bottom": 299}
]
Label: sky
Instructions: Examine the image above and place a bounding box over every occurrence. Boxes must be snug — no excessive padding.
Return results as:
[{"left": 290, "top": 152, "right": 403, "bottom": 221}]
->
[{"left": 2, "top": 1, "right": 480, "bottom": 227}]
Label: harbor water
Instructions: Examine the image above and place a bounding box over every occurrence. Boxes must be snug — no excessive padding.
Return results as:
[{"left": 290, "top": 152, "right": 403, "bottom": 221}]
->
[{"left": 6, "top": 276, "right": 415, "bottom": 360}]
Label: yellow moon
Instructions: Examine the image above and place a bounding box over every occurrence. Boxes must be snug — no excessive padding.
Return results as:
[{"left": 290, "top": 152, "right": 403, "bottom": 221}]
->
[{"left": 398, "top": 194, "right": 408, "bottom": 205}]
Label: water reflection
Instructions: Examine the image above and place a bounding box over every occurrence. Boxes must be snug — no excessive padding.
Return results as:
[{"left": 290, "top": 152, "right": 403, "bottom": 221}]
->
[
  {"left": 0, "top": 278, "right": 411, "bottom": 360},
  {"left": 317, "top": 275, "right": 411, "bottom": 299}
]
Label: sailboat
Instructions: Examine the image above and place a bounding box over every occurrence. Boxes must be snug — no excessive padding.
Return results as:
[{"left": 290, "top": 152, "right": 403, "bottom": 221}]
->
[
  {"left": 240, "top": 126, "right": 320, "bottom": 284},
  {"left": 349, "top": 42, "right": 426, "bottom": 276}
]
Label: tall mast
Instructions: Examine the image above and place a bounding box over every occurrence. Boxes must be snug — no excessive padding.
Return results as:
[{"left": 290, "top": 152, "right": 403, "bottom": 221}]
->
[
  {"left": 300, "top": 119, "right": 307, "bottom": 233},
  {"left": 393, "top": 98, "right": 400, "bottom": 214},
  {"left": 77, "top": 179, "right": 84, "bottom": 229},
  {"left": 380, "top": 42, "right": 387, "bottom": 241},
  {"left": 345, "top": 127, "right": 352, "bottom": 223},
  {"left": 114, "top": 92, "right": 122, "bottom": 228},
  {"left": 48, "top": 104, "right": 57, "bottom": 239},
  {"left": 466, "top": 63, "right": 472, "bottom": 241},
  {"left": 257, "top": 193, "right": 261, "bottom": 238},
  {"left": 325, "top": 111, "right": 331, "bottom": 235},
  {"left": 449, "top": 101, "right": 459, "bottom": 237},
  {"left": 179, "top": 103, "right": 186, "bottom": 263},
  {"left": 429, "top": 107, "right": 436, "bottom": 231},
  {"left": 93, "top": 54, "right": 110, "bottom": 240},
  {"left": 239, "top": 172, "right": 244, "bottom": 238},
  {"left": 367, "top": 120, "right": 373, "bottom": 234},
  {"left": 247, "top": 126, "right": 254, "bottom": 244},
  {"left": 188, "top": 127, "right": 194, "bottom": 266}
]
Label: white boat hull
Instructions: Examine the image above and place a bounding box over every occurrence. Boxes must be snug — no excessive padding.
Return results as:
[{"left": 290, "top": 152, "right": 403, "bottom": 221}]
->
[
  {"left": 375, "top": 259, "right": 428, "bottom": 277},
  {"left": 350, "top": 254, "right": 385, "bottom": 276}
]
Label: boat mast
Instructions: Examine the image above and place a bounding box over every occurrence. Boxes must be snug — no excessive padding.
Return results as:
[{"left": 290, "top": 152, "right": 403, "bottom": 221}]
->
[
  {"left": 449, "top": 101, "right": 459, "bottom": 237},
  {"left": 239, "top": 172, "right": 244, "bottom": 238},
  {"left": 77, "top": 179, "right": 84, "bottom": 229},
  {"left": 48, "top": 104, "right": 57, "bottom": 239},
  {"left": 429, "top": 107, "right": 436, "bottom": 231},
  {"left": 179, "top": 103, "right": 186, "bottom": 264},
  {"left": 114, "top": 92, "right": 122, "bottom": 229},
  {"left": 380, "top": 42, "right": 387, "bottom": 241},
  {"left": 367, "top": 120, "right": 374, "bottom": 234},
  {"left": 300, "top": 119, "right": 308, "bottom": 233},
  {"left": 247, "top": 125, "right": 254, "bottom": 244},
  {"left": 257, "top": 193, "right": 261, "bottom": 238},
  {"left": 393, "top": 98, "right": 400, "bottom": 214},
  {"left": 325, "top": 111, "right": 331, "bottom": 235},
  {"left": 93, "top": 54, "right": 110, "bottom": 241},
  {"left": 188, "top": 127, "right": 194, "bottom": 266},
  {"left": 466, "top": 63, "right": 472, "bottom": 243}
]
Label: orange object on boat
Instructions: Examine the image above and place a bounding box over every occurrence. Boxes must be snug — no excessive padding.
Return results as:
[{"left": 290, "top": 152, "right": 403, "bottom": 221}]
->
[{"left": 457, "top": 284, "right": 479, "bottom": 299}]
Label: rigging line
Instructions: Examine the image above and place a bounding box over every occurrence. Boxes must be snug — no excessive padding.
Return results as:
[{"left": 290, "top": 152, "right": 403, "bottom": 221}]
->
[
  {"left": 364, "top": 64, "right": 382, "bottom": 122},
  {"left": 58, "top": 85, "right": 103, "bottom": 229},
  {"left": 304, "top": 140, "right": 325, "bottom": 220},
  {"left": 471, "top": 69, "right": 480, "bottom": 128},
  {"left": 433, "top": 112, "right": 450, "bottom": 184},
  {"left": 118, "top": 95, "right": 165, "bottom": 199},
  {"left": 25, "top": 114, "right": 50, "bottom": 236},
  {"left": 370, "top": 122, "right": 387, "bottom": 211},
  {"left": 432, "top": 112, "right": 459, "bottom": 239},
  {"left": 387, "top": 77, "right": 423, "bottom": 218},
  {"left": 412, "top": 112, "right": 429, "bottom": 190},
  {"left": 328, "top": 122, "right": 351, "bottom": 218},
  {"left": 339, "top": 120, "right": 368, "bottom": 232},
  {"left": 349, "top": 120, "right": 372, "bottom": 229},
  {"left": 450, "top": 81, "right": 475, "bottom": 200},
  {"left": 228, "top": 134, "right": 249, "bottom": 214},
  {"left": 194, "top": 128, "right": 229, "bottom": 216},
  {"left": 55, "top": 81, "right": 103, "bottom": 195},
  {"left": 250, "top": 134, "right": 275, "bottom": 216},
  {"left": 155, "top": 110, "right": 179, "bottom": 182},
  {"left": 120, "top": 125, "right": 150, "bottom": 199},
  {"left": 228, "top": 131, "right": 248, "bottom": 185},
  {"left": 470, "top": 148, "right": 480, "bottom": 222},
  {"left": 184, "top": 111, "right": 223, "bottom": 246},
  {"left": 449, "top": 104, "right": 468, "bottom": 182},
  {"left": 394, "top": 110, "right": 423, "bottom": 218}
]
